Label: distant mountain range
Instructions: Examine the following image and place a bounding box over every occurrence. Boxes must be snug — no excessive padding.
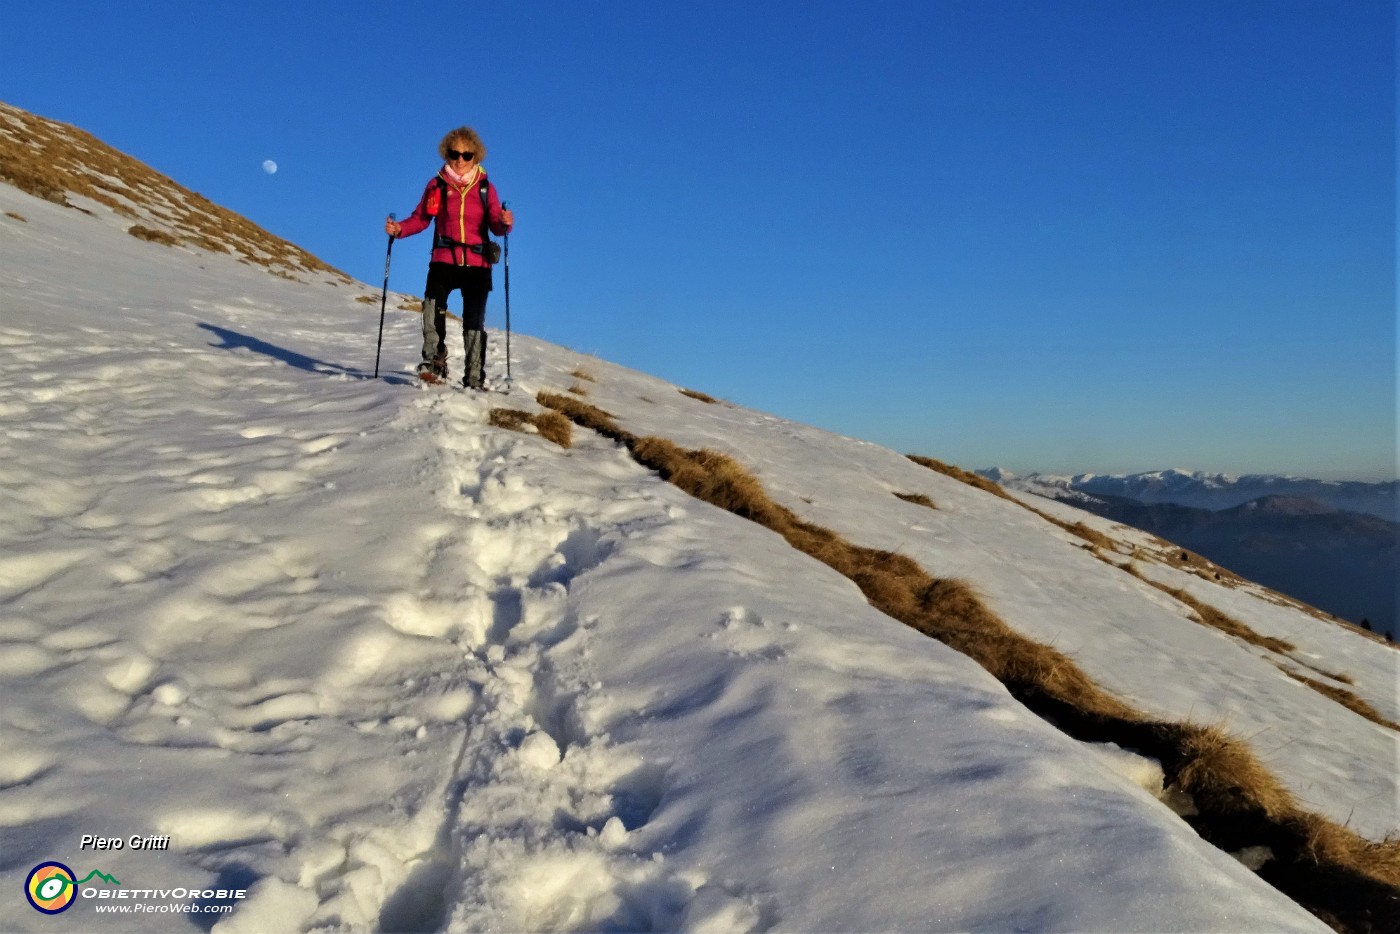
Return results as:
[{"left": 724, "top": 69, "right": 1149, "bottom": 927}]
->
[
  {"left": 983, "top": 470, "right": 1398, "bottom": 637},
  {"left": 981, "top": 468, "right": 1398, "bottom": 521}
]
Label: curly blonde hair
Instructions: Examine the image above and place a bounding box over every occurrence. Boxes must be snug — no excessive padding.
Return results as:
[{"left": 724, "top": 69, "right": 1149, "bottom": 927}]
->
[{"left": 438, "top": 126, "right": 487, "bottom": 164}]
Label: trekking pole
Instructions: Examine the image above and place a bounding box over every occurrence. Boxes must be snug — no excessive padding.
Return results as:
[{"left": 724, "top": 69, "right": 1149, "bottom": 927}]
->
[
  {"left": 502, "top": 202, "right": 513, "bottom": 389},
  {"left": 373, "top": 213, "right": 396, "bottom": 379}
]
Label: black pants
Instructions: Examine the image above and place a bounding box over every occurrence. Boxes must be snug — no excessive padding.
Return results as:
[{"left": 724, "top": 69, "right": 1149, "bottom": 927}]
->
[{"left": 422, "top": 262, "right": 492, "bottom": 384}]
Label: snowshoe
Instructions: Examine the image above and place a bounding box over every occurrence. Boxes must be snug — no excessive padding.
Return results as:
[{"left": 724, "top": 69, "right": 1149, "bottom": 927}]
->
[{"left": 417, "top": 360, "right": 447, "bottom": 385}]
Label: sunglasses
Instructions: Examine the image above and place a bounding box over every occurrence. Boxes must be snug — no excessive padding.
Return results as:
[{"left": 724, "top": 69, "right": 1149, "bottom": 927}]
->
[{"left": 446, "top": 149, "right": 476, "bottom": 162}]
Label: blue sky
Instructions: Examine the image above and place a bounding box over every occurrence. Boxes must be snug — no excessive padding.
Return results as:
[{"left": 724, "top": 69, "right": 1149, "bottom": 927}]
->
[{"left": 3, "top": 1, "right": 1394, "bottom": 479}]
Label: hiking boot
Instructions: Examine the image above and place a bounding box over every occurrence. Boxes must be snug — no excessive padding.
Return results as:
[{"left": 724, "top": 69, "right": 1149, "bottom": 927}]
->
[
  {"left": 417, "top": 360, "right": 447, "bottom": 384},
  {"left": 463, "top": 329, "right": 486, "bottom": 391}
]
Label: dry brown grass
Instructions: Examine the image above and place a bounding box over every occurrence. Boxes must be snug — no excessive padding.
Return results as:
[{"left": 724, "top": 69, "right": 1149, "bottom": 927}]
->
[
  {"left": 536, "top": 392, "right": 623, "bottom": 438},
  {"left": 355, "top": 295, "right": 378, "bottom": 305},
  {"left": 4, "top": 210, "right": 25, "bottom": 222},
  {"left": 488, "top": 408, "right": 572, "bottom": 448},
  {"left": 1121, "top": 563, "right": 1298, "bottom": 655},
  {"left": 0, "top": 102, "right": 351, "bottom": 283},
  {"left": 1285, "top": 657, "right": 1357, "bottom": 686},
  {"left": 1122, "top": 562, "right": 1150, "bottom": 583},
  {"left": 537, "top": 392, "right": 1400, "bottom": 930},
  {"left": 909, "top": 458, "right": 1129, "bottom": 561},
  {"left": 1026, "top": 504, "right": 1122, "bottom": 553},
  {"left": 1295, "top": 815, "right": 1400, "bottom": 889},
  {"left": 488, "top": 408, "right": 531, "bottom": 433},
  {"left": 398, "top": 298, "right": 424, "bottom": 312},
  {"left": 908, "top": 455, "right": 1016, "bottom": 501},
  {"left": 1261, "top": 593, "right": 1400, "bottom": 650},
  {"left": 1171, "top": 723, "right": 1297, "bottom": 818},
  {"left": 127, "top": 224, "right": 180, "bottom": 246},
  {"left": 1156, "top": 721, "right": 1400, "bottom": 927},
  {"left": 569, "top": 367, "right": 597, "bottom": 383},
  {"left": 1152, "top": 537, "right": 1249, "bottom": 586},
  {"left": 680, "top": 388, "right": 719, "bottom": 404},
  {"left": 567, "top": 382, "right": 590, "bottom": 397},
  {"left": 532, "top": 412, "right": 574, "bottom": 448},
  {"left": 1164, "top": 584, "right": 1296, "bottom": 654},
  {"left": 908, "top": 455, "right": 1142, "bottom": 567},
  {"left": 894, "top": 492, "right": 938, "bottom": 510},
  {"left": 1278, "top": 667, "right": 1399, "bottom": 731},
  {"left": 1066, "top": 521, "right": 1115, "bottom": 550},
  {"left": 531, "top": 399, "right": 1168, "bottom": 737}
]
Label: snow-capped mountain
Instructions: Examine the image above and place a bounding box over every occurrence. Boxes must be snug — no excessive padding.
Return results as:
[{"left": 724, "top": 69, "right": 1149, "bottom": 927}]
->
[
  {"left": 3, "top": 102, "right": 1397, "bottom": 933},
  {"left": 987, "top": 467, "right": 1398, "bottom": 521},
  {"left": 986, "top": 467, "right": 1398, "bottom": 637}
]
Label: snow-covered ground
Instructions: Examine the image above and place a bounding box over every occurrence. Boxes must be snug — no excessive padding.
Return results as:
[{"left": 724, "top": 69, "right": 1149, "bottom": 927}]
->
[{"left": 2, "top": 166, "right": 1393, "bottom": 932}]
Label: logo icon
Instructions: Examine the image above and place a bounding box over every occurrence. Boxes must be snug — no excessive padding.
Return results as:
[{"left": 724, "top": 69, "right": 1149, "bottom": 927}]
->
[{"left": 25, "top": 862, "right": 77, "bottom": 914}]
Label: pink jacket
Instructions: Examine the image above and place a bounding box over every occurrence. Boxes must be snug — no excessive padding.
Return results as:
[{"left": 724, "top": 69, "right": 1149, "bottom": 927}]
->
[{"left": 395, "top": 168, "right": 511, "bottom": 267}]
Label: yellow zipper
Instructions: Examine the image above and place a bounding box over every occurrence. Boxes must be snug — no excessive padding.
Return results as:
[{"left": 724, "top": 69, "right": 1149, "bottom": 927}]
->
[
  {"left": 458, "top": 186, "right": 468, "bottom": 265},
  {"left": 455, "top": 167, "right": 482, "bottom": 266}
]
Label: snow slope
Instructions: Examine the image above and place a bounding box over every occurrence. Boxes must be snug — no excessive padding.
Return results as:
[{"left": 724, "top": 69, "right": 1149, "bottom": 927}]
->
[
  {"left": 2, "top": 141, "right": 1393, "bottom": 932},
  {"left": 549, "top": 372, "right": 1400, "bottom": 841}
]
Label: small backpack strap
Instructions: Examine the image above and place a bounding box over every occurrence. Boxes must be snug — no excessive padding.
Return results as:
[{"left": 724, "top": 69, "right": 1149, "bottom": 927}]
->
[
  {"left": 431, "top": 176, "right": 457, "bottom": 258},
  {"left": 478, "top": 176, "right": 491, "bottom": 246}
]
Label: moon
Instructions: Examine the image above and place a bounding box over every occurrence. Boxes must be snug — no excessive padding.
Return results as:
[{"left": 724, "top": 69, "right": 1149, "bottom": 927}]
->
[{"left": 262, "top": 160, "right": 278, "bottom": 175}]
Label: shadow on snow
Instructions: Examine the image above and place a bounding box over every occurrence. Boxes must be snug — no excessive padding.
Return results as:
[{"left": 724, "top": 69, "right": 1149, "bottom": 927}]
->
[{"left": 198, "top": 323, "right": 413, "bottom": 385}]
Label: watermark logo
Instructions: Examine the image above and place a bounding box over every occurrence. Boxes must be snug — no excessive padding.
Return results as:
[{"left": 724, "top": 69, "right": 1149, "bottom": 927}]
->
[
  {"left": 24, "top": 862, "right": 120, "bottom": 914},
  {"left": 23, "top": 851, "right": 242, "bottom": 918}
]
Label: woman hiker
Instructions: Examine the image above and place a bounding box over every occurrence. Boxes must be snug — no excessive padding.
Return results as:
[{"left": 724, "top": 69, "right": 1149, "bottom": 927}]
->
[{"left": 384, "top": 126, "right": 514, "bottom": 388}]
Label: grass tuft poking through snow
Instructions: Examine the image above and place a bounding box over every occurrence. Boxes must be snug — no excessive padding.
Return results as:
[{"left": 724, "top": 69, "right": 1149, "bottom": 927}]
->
[
  {"left": 1120, "top": 563, "right": 1297, "bottom": 654},
  {"left": 1167, "top": 586, "right": 1297, "bottom": 653},
  {"left": 1052, "top": 516, "right": 1118, "bottom": 551},
  {"left": 536, "top": 391, "right": 623, "bottom": 438},
  {"left": 1277, "top": 667, "right": 1400, "bottom": 731},
  {"left": 541, "top": 394, "right": 1400, "bottom": 933},
  {"left": 1090, "top": 541, "right": 1388, "bottom": 729},
  {"left": 893, "top": 492, "right": 938, "bottom": 509},
  {"left": 127, "top": 224, "right": 179, "bottom": 246},
  {"left": 488, "top": 408, "right": 573, "bottom": 448},
  {"left": 908, "top": 454, "right": 1016, "bottom": 501}
]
